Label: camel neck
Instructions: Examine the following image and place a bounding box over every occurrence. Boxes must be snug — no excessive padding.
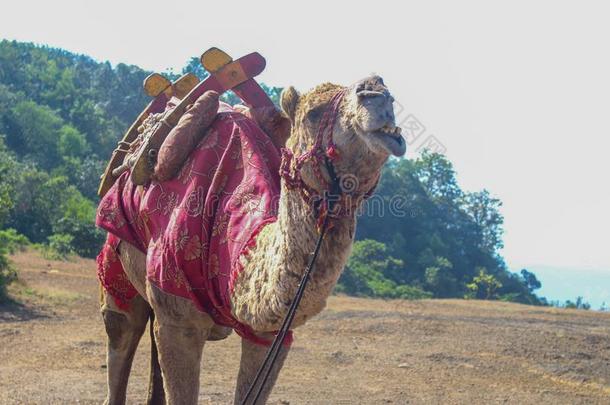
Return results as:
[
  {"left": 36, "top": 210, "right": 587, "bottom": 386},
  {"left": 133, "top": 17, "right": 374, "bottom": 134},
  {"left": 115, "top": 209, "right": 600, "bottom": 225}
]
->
[
  {"left": 276, "top": 182, "right": 357, "bottom": 282},
  {"left": 230, "top": 169, "right": 362, "bottom": 332}
]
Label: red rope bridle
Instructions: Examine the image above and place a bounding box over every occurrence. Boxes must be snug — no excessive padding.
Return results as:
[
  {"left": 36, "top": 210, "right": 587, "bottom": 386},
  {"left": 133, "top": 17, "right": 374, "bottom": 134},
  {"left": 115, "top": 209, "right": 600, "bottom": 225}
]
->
[{"left": 279, "top": 89, "right": 379, "bottom": 226}]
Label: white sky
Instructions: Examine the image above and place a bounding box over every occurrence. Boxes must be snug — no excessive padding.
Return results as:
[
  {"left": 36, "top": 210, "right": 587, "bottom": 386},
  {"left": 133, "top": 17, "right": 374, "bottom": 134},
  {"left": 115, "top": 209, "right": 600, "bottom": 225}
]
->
[{"left": 2, "top": 0, "right": 609, "bottom": 271}]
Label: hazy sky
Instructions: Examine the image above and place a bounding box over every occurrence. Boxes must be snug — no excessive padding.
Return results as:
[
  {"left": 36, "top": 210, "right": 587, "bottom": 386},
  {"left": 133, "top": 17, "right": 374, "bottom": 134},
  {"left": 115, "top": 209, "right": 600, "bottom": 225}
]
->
[{"left": 2, "top": 0, "right": 609, "bottom": 272}]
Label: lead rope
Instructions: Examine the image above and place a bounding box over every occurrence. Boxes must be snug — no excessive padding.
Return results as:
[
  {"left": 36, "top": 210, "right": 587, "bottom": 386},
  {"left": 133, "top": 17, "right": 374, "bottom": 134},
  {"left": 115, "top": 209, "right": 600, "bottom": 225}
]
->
[
  {"left": 240, "top": 201, "right": 334, "bottom": 405},
  {"left": 240, "top": 90, "right": 346, "bottom": 405}
]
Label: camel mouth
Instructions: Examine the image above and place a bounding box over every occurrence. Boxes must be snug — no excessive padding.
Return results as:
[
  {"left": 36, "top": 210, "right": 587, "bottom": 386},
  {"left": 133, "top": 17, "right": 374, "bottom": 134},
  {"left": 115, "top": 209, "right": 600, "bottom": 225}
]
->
[{"left": 368, "top": 124, "right": 406, "bottom": 157}]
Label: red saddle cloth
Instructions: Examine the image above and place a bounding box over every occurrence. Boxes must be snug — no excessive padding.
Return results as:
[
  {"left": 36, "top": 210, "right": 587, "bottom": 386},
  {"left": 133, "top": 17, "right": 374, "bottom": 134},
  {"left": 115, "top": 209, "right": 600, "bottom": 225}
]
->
[{"left": 96, "top": 104, "right": 290, "bottom": 346}]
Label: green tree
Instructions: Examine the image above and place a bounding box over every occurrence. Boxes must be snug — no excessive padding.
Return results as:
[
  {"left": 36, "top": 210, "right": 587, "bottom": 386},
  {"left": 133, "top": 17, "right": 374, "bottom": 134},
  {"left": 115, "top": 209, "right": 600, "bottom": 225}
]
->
[
  {"left": 47, "top": 233, "right": 75, "bottom": 260},
  {"left": 0, "top": 228, "right": 27, "bottom": 304},
  {"left": 338, "top": 240, "right": 431, "bottom": 299},
  {"left": 356, "top": 153, "right": 543, "bottom": 304},
  {"left": 57, "top": 125, "right": 89, "bottom": 158},
  {"left": 414, "top": 151, "right": 462, "bottom": 203},
  {"left": 463, "top": 190, "right": 504, "bottom": 253},
  {"left": 520, "top": 269, "right": 541, "bottom": 293},
  {"left": 466, "top": 268, "right": 502, "bottom": 299},
  {"left": 260, "top": 83, "right": 284, "bottom": 107},
  {"left": 6, "top": 100, "right": 63, "bottom": 168},
  {"left": 52, "top": 156, "right": 105, "bottom": 200},
  {"left": 52, "top": 189, "right": 104, "bottom": 258},
  {"left": 0, "top": 243, "right": 17, "bottom": 303},
  {"left": 182, "top": 57, "right": 210, "bottom": 81},
  {"left": 69, "top": 99, "right": 109, "bottom": 148},
  {"left": 423, "top": 256, "right": 457, "bottom": 298},
  {"left": 0, "top": 137, "right": 18, "bottom": 226}
]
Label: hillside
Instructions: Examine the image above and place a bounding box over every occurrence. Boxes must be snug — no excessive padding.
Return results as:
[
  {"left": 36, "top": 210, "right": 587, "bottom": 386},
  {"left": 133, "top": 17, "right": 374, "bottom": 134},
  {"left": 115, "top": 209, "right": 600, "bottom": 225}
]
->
[
  {"left": 1, "top": 250, "right": 609, "bottom": 404},
  {"left": 0, "top": 39, "right": 546, "bottom": 304}
]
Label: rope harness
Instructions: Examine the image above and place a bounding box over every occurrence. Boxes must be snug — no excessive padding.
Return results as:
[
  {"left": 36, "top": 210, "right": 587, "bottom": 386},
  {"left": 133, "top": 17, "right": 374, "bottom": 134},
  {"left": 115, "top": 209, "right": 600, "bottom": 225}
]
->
[
  {"left": 280, "top": 89, "right": 379, "bottom": 229},
  {"left": 241, "top": 89, "right": 376, "bottom": 404}
]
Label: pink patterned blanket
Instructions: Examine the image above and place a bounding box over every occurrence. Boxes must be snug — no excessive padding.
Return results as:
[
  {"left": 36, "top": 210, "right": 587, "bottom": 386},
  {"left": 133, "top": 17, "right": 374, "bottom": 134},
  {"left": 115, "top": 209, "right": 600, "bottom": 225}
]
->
[{"left": 96, "top": 104, "right": 287, "bottom": 345}]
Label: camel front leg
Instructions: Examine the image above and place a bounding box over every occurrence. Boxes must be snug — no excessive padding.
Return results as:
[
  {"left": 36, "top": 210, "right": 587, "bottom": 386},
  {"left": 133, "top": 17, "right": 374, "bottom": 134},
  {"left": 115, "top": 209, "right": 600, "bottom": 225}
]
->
[
  {"left": 234, "top": 334, "right": 290, "bottom": 405},
  {"left": 153, "top": 320, "right": 207, "bottom": 404},
  {"left": 147, "top": 283, "right": 213, "bottom": 405}
]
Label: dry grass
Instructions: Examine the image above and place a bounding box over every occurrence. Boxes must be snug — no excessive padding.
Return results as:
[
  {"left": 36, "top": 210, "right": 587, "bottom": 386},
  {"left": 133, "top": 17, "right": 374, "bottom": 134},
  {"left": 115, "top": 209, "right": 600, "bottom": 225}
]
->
[{"left": 1, "top": 249, "right": 609, "bottom": 404}]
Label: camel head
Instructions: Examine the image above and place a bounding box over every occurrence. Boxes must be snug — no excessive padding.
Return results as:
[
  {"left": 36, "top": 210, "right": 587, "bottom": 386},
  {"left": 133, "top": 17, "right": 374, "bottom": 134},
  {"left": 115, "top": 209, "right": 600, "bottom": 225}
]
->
[{"left": 280, "top": 75, "right": 405, "bottom": 196}]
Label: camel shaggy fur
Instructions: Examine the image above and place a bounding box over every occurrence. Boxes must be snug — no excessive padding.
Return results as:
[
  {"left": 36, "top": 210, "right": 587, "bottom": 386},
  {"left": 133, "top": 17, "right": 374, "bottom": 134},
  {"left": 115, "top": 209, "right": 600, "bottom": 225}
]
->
[{"left": 100, "top": 75, "right": 405, "bottom": 404}]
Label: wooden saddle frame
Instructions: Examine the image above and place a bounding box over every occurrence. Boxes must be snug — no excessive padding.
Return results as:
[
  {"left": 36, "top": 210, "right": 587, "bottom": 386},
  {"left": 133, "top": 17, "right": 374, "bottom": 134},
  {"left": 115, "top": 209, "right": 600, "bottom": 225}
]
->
[{"left": 97, "top": 47, "right": 276, "bottom": 197}]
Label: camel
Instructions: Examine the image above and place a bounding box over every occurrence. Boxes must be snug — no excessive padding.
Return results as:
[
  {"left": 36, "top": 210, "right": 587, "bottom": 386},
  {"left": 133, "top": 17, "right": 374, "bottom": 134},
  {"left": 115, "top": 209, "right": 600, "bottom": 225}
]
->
[{"left": 99, "top": 75, "right": 406, "bottom": 404}]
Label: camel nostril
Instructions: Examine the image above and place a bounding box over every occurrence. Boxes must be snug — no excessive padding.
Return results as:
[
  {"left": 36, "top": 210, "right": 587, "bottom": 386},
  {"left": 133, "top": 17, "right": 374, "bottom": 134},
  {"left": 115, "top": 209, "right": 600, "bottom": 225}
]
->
[{"left": 355, "top": 75, "right": 388, "bottom": 97}]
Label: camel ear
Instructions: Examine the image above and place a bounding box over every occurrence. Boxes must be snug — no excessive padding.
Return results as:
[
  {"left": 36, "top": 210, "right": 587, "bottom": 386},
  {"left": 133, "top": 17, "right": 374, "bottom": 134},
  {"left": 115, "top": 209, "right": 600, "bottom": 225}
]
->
[{"left": 280, "top": 86, "right": 299, "bottom": 123}]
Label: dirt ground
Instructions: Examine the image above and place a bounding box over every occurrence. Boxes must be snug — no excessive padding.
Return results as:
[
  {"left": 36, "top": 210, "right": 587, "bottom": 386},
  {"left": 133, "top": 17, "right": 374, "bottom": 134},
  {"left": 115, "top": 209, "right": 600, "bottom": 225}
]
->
[{"left": 1, "top": 250, "right": 609, "bottom": 404}]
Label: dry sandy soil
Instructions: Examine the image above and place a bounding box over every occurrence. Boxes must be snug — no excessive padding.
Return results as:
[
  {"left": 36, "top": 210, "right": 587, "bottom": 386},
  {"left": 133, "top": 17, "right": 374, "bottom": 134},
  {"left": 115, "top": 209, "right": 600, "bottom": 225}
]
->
[{"left": 1, "top": 249, "right": 609, "bottom": 404}]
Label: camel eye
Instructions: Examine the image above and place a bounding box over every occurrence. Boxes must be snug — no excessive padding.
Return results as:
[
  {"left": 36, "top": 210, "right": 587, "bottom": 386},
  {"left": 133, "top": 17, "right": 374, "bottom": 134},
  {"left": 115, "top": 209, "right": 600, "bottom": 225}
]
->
[{"left": 305, "top": 106, "right": 324, "bottom": 122}]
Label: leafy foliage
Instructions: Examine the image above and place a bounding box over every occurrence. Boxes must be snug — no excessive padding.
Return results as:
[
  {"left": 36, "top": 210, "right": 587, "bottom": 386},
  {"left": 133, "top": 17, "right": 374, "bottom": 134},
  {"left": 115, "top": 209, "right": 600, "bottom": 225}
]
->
[
  {"left": 46, "top": 233, "right": 75, "bottom": 260},
  {"left": 0, "top": 40, "right": 149, "bottom": 258},
  {"left": 0, "top": 40, "right": 545, "bottom": 304},
  {"left": 0, "top": 249, "right": 16, "bottom": 303},
  {"left": 337, "top": 240, "right": 432, "bottom": 299},
  {"left": 466, "top": 268, "right": 502, "bottom": 300},
  {"left": 0, "top": 228, "right": 29, "bottom": 254},
  {"left": 352, "top": 153, "right": 544, "bottom": 304},
  {"left": 0, "top": 228, "right": 27, "bottom": 303}
]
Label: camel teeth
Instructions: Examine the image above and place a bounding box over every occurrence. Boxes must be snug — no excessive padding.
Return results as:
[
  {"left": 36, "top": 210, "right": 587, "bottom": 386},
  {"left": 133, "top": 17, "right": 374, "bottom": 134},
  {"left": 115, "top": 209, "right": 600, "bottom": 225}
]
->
[
  {"left": 380, "top": 125, "right": 397, "bottom": 134},
  {"left": 377, "top": 125, "right": 402, "bottom": 137}
]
